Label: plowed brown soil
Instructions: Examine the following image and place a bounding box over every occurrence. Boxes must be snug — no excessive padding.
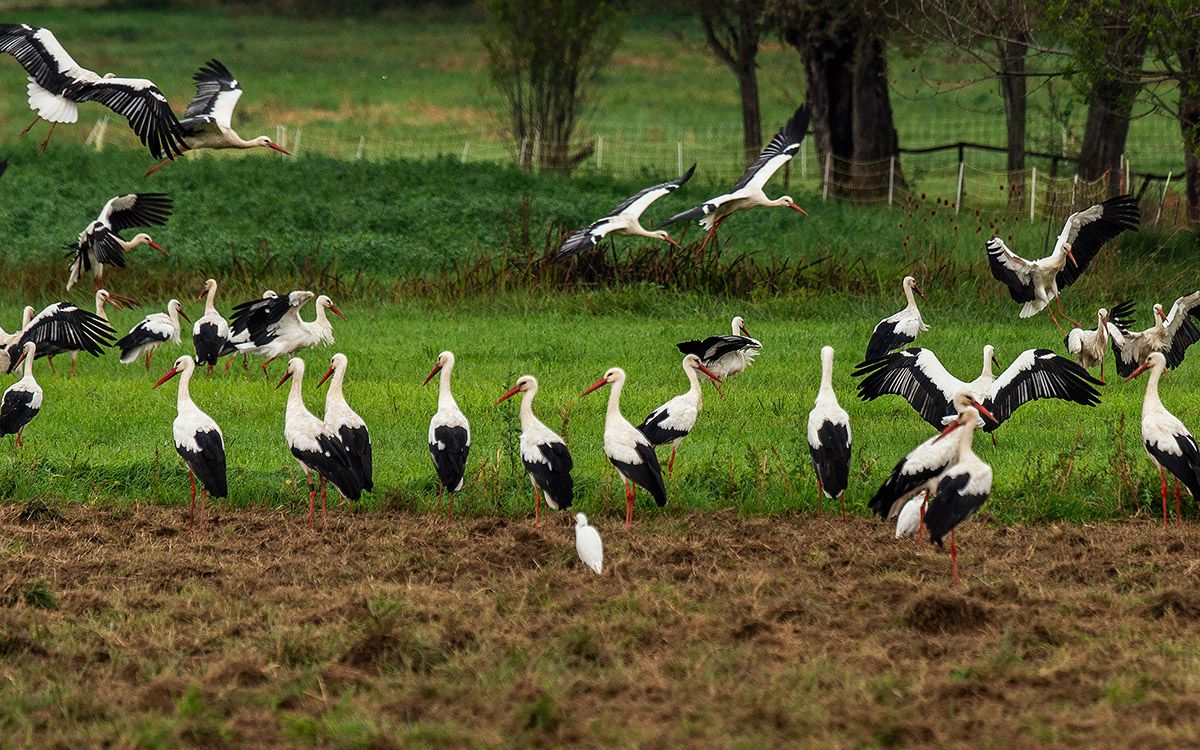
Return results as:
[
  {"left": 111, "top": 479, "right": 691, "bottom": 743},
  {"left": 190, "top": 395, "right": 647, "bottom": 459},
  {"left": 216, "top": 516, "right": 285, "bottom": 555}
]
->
[{"left": 2, "top": 505, "right": 1200, "bottom": 749}]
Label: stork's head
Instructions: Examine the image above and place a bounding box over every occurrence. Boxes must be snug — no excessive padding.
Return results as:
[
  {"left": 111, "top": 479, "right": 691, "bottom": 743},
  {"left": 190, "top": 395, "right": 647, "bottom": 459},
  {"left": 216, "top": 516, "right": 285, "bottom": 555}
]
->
[
  {"left": 275, "top": 357, "right": 306, "bottom": 389},
  {"left": 1154, "top": 304, "right": 1168, "bottom": 323},
  {"left": 317, "top": 352, "right": 349, "bottom": 387},
  {"left": 575, "top": 513, "right": 589, "bottom": 528},
  {"left": 651, "top": 230, "right": 682, "bottom": 250},
  {"left": 196, "top": 278, "right": 217, "bottom": 301},
  {"left": 903, "top": 275, "right": 926, "bottom": 300},
  {"left": 263, "top": 290, "right": 278, "bottom": 299},
  {"left": 581, "top": 367, "right": 624, "bottom": 396},
  {"left": 1126, "top": 351, "right": 1168, "bottom": 382},
  {"left": 14, "top": 341, "right": 36, "bottom": 369},
  {"left": 683, "top": 353, "right": 721, "bottom": 382},
  {"left": 496, "top": 374, "right": 537, "bottom": 404},
  {"left": 316, "top": 294, "right": 345, "bottom": 320},
  {"left": 424, "top": 351, "right": 455, "bottom": 385},
  {"left": 167, "top": 298, "right": 191, "bottom": 323},
  {"left": 950, "top": 390, "right": 998, "bottom": 425},
  {"left": 983, "top": 344, "right": 999, "bottom": 370},
  {"left": 253, "top": 135, "right": 291, "bottom": 155},
  {"left": 1097, "top": 308, "right": 1108, "bottom": 328},
  {"left": 1062, "top": 242, "right": 1078, "bottom": 268},
  {"left": 153, "top": 355, "right": 194, "bottom": 388},
  {"left": 732, "top": 316, "right": 750, "bottom": 337},
  {"left": 130, "top": 233, "right": 168, "bottom": 256},
  {"left": 97, "top": 289, "right": 136, "bottom": 311},
  {"left": 776, "top": 195, "right": 808, "bottom": 215}
]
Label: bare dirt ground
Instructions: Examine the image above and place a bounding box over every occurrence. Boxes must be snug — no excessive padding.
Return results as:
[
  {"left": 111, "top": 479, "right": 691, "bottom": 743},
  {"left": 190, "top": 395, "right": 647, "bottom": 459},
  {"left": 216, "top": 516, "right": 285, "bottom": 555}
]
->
[{"left": 2, "top": 504, "right": 1200, "bottom": 749}]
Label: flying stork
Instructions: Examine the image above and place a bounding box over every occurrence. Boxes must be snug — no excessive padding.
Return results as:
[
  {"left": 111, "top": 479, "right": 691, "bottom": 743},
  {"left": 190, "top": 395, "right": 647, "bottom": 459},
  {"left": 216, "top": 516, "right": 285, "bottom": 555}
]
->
[
  {"left": 556, "top": 164, "right": 693, "bottom": 258},
  {"left": 0, "top": 24, "right": 187, "bottom": 157},
  {"left": 865, "top": 276, "right": 928, "bottom": 361},
  {"left": 852, "top": 345, "right": 1101, "bottom": 433},
  {"left": 317, "top": 352, "right": 372, "bottom": 505},
  {"left": 425, "top": 351, "right": 470, "bottom": 520},
  {"left": 1126, "top": 352, "right": 1200, "bottom": 528},
  {"left": 635, "top": 354, "right": 721, "bottom": 477},
  {"left": 145, "top": 59, "right": 290, "bottom": 177},
  {"left": 582, "top": 367, "right": 667, "bottom": 529},
  {"left": 1108, "top": 292, "right": 1200, "bottom": 378},
  {"left": 277, "top": 357, "right": 360, "bottom": 529},
  {"left": 807, "top": 346, "right": 851, "bottom": 521},
  {"left": 986, "top": 194, "right": 1140, "bottom": 334},
  {"left": 923, "top": 405, "right": 994, "bottom": 587},
  {"left": 153, "top": 355, "right": 227, "bottom": 531},
  {"left": 496, "top": 375, "right": 573, "bottom": 525},
  {"left": 575, "top": 513, "right": 603, "bottom": 574},
  {"left": 665, "top": 106, "right": 809, "bottom": 250},
  {"left": 676, "top": 315, "right": 761, "bottom": 395},
  {"left": 117, "top": 298, "right": 189, "bottom": 371},
  {"left": 0, "top": 342, "right": 41, "bottom": 448},
  {"left": 193, "top": 278, "right": 234, "bottom": 374},
  {"left": 229, "top": 291, "right": 344, "bottom": 376},
  {"left": 868, "top": 392, "right": 996, "bottom": 540},
  {"left": 67, "top": 193, "right": 172, "bottom": 291},
  {"left": 1, "top": 301, "right": 115, "bottom": 373},
  {"left": 1064, "top": 301, "right": 1135, "bottom": 384}
]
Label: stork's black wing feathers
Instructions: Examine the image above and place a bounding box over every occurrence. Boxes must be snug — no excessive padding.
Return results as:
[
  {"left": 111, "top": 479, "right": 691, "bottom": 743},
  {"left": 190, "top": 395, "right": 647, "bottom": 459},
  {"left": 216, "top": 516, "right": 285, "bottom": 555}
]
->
[
  {"left": 637, "top": 407, "right": 689, "bottom": 446},
  {"left": 852, "top": 349, "right": 957, "bottom": 431},
  {"left": 1107, "top": 300, "right": 1136, "bottom": 333},
  {"left": 865, "top": 319, "right": 915, "bottom": 361},
  {"left": 0, "top": 389, "right": 38, "bottom": 436},
  {"left": 610, "top": 442, "right": 667, "bottom": 507},
  {"left": 923, "top": 473, "right": 989, "bottom": 547},
  {"left": 179, "top": 429, "right": 228, "bottom": 498},
  {"left": 981, "top": 349, "right": 1102, "bottom": 433},
  {"left": 7, "top": 303, "right": 115, "bottom": 370},
  {"left": 429, "top": 425, "right": 470, "bottom": 492},
  {"left": 525, "top": 440, "right": 574, "bottom": 510},
  {"left": 676, "top": 334, "right": 758, "bottom": 363},
  {"left": 610, "top": 163, "right": 696, "bottom": 216},
  {"left": 810, "top": 421, "right": 851, "bottom": 499},
  {"left": 108, "top": 193, "right": 173, "bottom": 231},
  {"left": 184, "top": 58, "right": 239, "bottom": 120},
  {"left": 1055, "top": 195, "right": 1140, "bottom": 290},
  {"left": 337, "top": 424, "right": 373, "bottom": 493},
  {"left": 730, "top": 105, "right": 809, "bottom": 191},
  {"left": 0, "top": 24, "right": 72, "bottom": 93},
  {"left": 64, "top": 79, "right": 187, "bottom": 160}
]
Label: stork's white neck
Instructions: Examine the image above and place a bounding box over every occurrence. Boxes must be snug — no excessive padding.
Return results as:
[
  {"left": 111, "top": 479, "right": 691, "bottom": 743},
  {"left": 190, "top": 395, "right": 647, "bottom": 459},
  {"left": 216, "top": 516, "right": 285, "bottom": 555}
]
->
[
  {"left": 203, "top": 284, "right": 218, "bottom": 315},
  {"left": 286, "top": 367, "right": 310, "bottom": 418},
  {"left": 819, "top": 350, "right": 835, "bottom": 398},
  {"left": 902, "top": 280, "right": 919, "bottom": 310},
  {"left": 605, "top": 375, "right": 626, "bottom": 422},
  {"left": 980, "top": 348, "right": 995, "bottom": 379},
  {"left": 167, "top": 304, "right": 181, "bottom": 331},
  {"left": 94, "top": 294, "right": 108, "bottom": 321},
  {"left": 683, "top": 361, "right": 702, "bottom": 398},
  {"left": 20, "top": 348, "right": 35, "bottom": 380},
  {"left": 176, "top": 360, "right": 196, "bottom": 410},
  {"left": 438, "top": 361, "right": 458, "bottom": 411},
  {"left": 518, "top": 384, "right": 539, "bottom": 429},
  {"left": 956, "top": 421, "right": 978, "bottom": 462},
  {"left": 1142, "top": 363, "right": 1166, "bottom": 415},
  {"left": 325, "top": 363, "right": 347, "bottom": 409}
]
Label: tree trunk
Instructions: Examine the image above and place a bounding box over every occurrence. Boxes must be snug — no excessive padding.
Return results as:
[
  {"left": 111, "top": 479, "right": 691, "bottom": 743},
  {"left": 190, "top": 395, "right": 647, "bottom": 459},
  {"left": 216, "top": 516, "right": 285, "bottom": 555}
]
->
[
  {"left": 850, "top": 30, "right": 900, "bottom": 200},
  {"left": 997, "top": 36, "right": 1027, "bottom": 208},
  {"left": 1078, "top": 40, "right": 1145, "bottom": 195},
  {"left": 736, "top": 66, "right": 762, "bottom": 165},
  {"left": 1181, "top": 86, "right": 1200, "bottom": 223},
  {"left": 788, "top": 13, "right": 855, "bottom": 196}
]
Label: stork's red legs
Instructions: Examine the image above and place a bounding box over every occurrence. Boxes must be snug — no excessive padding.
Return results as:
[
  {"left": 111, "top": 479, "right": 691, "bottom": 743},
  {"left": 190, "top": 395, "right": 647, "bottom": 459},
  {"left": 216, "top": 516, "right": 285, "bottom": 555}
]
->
[
  {"left": 1054, "top": 295, "right": 1081, "bottom": 328},
  {"left": 145, "top": 351, "right": 153, "bottom": 372},
  {"left": 19, "top": 116, "right": 38, "bottom": 138},
  {"left": 534, "top": 486, "right": 541, "bottom": 527},
  {"left": 37, "top": 123, "right": 56, "bottom": 154},
  {"left": 188, "top": 469, "right": 196, "bottom": 531},
  {"left": 15, "top": 428, "right": 23, "bottom": 448},
  {"left": 624, "top": 481, "right": 635, "bottom": 529},
  {"left": 1047, "top": 307, "right": 1066, "bottom": 337},
  {"left": 667, "top": 445, "right": 678, "bottom": 478},
  {"left": 950, "top": 530, "right": 959, "bottom": 586},
  {"left": 1160, "top": 466, "right": 1168, "bottom": 528},
  {"left": 816, "top": 480, "right": 823, "bottom": 519}
]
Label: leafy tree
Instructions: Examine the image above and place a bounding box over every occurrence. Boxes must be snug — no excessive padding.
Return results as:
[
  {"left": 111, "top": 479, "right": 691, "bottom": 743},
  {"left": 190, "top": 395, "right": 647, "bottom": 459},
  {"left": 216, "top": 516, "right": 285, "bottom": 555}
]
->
[
  {"left": 695, "top": 0, "right": 773, "bottom": 165},
  {"left": 481, "top": 0, "right": 626, "bottom": 172}
]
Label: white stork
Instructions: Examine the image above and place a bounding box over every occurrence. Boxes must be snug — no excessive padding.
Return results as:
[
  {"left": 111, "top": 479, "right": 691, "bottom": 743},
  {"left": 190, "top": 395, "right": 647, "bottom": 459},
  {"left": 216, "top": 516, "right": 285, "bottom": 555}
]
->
[
  {"left": 144, "top": 59, "right": 290, "bottom": 176},
  {"left": 425, "top": 351, "right": 470, "bottom": 520},
  {"left": 807, "top": 346, "right": 852, "bottom": 521},
  {"left": 229, "top": 291, "right": 343, "bottom": 375},
  {"left": 153, "top": 355, "right": 227, "bottom": 531},
  {"left": 1108, "top": 292, "right": 1200, "bottom": 378},
  {"left": 853, "top": 345, "right": 1101, "bottom": 433},
  {"left": 575, "top": 513, "right": 603, "bottom": 575},
  {"left": 193, "top": 278, "right": 234, "bottom": 374},
  {"left": 117, "top": 298, "right": 189, "bottom": 371},
  {"left": 635, "top": 354, "right": 720, "bottom": 477},
  {"left": 582, "top": 367, "right": 667, "bottom": 529},
  {"left": 556, "top": 164, "right": 693, "bottom": 258},
  {"left": 865, "top": 276, "right": 927, "bottom": 360},
  {"left": 1, "top": 301, "right": 115, "bottom": 374},
  {"left": 0, "top": 24, "right": 186, "bottom": 157},
  {"left": 55, "top": 288, "right": 134, "bottom": 376},
  {"left": 665, "top": 106, "right": 809, "bottom": 250},
  {"left": 868, "top": 392, "right": 996, "bottom": 540},
  {"left": 676, "top": 315, "right": 762, "bottom": 395},
  {"left": 923, "top": 406, "right": 994, "bottom": 586},
  {"left": 317, "top": 352, "right": 372, "bottom": 505},
  {"left": 1126, "top": 352, "right": 1200, "bottom": 528},
  {"left": 223, "top": 289, "right": 276, "bottom": 372},
  {"left": 0, "top": 342, "right": 41, "bottom": 448},
  {"left": 67, "top": 193, "right": 171, "bottom": 291},
  {"left": 277, "top": 357, "right": 360, "bottom": 529},
  {"left": 986, "top": 194, "right": 1140, "bottom": 333},
  {"left": 1064, "top": 301, "right": 1135, "bottom": 384},
  {"left": 497, "top": 375, "right": 574, "bottom": 525}
]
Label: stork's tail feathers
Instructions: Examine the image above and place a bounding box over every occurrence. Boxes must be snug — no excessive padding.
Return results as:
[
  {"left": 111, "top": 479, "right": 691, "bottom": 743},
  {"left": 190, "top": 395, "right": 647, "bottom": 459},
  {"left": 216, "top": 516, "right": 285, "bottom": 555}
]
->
[
  {"left": 26, "top": 79, "right": 78, "bottom": 124},
  {"left": 1020, "top": 300, "right": 1046, "bottom": 318}
]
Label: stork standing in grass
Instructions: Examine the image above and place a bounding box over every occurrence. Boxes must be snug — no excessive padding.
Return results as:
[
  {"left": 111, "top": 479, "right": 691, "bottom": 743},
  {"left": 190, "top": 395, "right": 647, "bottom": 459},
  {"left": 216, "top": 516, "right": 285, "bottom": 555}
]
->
[
  {"left": 677, "top": 316, "right": 761, "bottom": 395},
  {"left": 497, "top": 375, "right": 573, "bottom": 526},
  {"left": 117, "top": 298, "right": 189, "bottom": 371},
  {"left": 0, "top": 342, "right": 41, "bottom": 448},
  {"left": 277, "top": 357, "right": 360, "bottom": 529},
  {"left": 0, "top": 24, "right": 186, "bottom": 158},
  {"left": 924, "top": 406, "right": 994, "bottom": 586},
  {"left": 193, "top": 278, "right": 234, "bottom": 374},
  {"left": 1126, "top": 352, "right": 1200, "bottom": 527},
  {"left": 556, "top": 165, "right": 693, "bottom": 258},
  {"left": 583, "top": 367, "right": 667, "bottom": 529},
  {"left": 144, "top": 59, "right": 290, "bottom": 177},
  {"left": 986, "top": 194, "right": 1140, "bottom": 334},
  {"left": 1064, "top": 301, "right": 1134, "bottom": 384},
  {"left": 425, "top": 351, "right": 469, "bottom": 520},
  {"left": 317, "top": 353, "right": 372, "bottom": 505},
  {"left": 636, "top": 354, "right": 721, "bottom": 477},
  {"left": 153, "top": 355, "right": 226, "bottom": 531},
  {"left": 67, "top": 193, "right": 171, "bottom": 291},
  {"left": 665, "top": 106, "right": 810, "bottom": 250},
  {"left": 865, "top": 276, "right": 927, "bottom": 361},
  {"left": 55, "top": 288, "right": 133, "bottom": 376},
  {"left": 807, "top": 346, "right": 851, "bottom": 521},
  {"left": 1108, "top": 292, "right": 1200, "bottom": 378}
]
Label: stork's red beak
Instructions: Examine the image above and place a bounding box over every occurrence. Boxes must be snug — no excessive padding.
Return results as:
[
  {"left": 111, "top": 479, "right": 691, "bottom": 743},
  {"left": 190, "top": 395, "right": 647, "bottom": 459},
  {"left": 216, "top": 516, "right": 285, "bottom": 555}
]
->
[
  {"left": 108, "top": 292, "right": 139, "bottom": 308},
  {"left": 177, "top": 307, "right": 191, "bottom": 323},
  {"left": 1157, "top": 308, "right": 1168, "bottom": 322},
  {"left": 269, "top": 143, "right": 291, "bottom": 155},
  {"left": 153, "top": 367, "right": 179, "bottom": 389},
  {"left": 1125, "top": 362, "right": 1152, "bottom": 382},
  {"left": 934, "top": 420, "right": 962, "bottom": 442},
  {"left": 696, "top": 362, "right": 722, "bottom": 382},
  {"left": 317, "top": 366, "right": 335, "bottom": 388},
  {"left": 148, "top": 240, "right": 168, "bottom": 256},
  {"left": 1066, "top": 248, "right": 1078, "bottom": 268},
  {"left": 275, "top": 370, "right": 293, "bottom": 389},
  {"left": 970, "top": 400, "right": 999, "bottom": 425},
  {"left": 739, "top": 323, "right": 751, "bottom": 337},
  {"left": 329, "top": 305, "right": 346, "bottom": 320},
  {"left": 663, "top": 236, "right": 682, "bottom": 251},
  {"left": 194, "top": 290, "right": 207, "bottom": 301},
  {"left": 788, "top": 203, "right": 808, "bottom": 216},
  {"left": 914, "top": 284, "right": 926, "bottom": 301},
  {"left": 581, "top": 377, "right": 608, "bottom": 396},
  {"left": 496, "top": 384, "right": 521, "bottom": 404},
  {"left": 423, "top": 363, "right": 443, "bottom": 385},
  {"left": 14, "top": 350, "right": 28, "bottom": 369},
  {"left": 105, "top": 296, "right": 125, "bottom": 312}
]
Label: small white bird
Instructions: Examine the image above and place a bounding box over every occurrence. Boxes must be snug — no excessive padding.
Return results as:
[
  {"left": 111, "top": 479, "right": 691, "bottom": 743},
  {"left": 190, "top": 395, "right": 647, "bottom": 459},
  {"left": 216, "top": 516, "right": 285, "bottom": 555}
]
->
[
  {"left": 636, "top": 354, "right": 721, "bottom": 477},
  {"left": 425, "top": 351, "right": 470, "bottom": 520},
  {"left": 556, "top": 165, "right": 693, "bottom": 257},
  {"left": 117, "top": 298, "right": 189, "bottom": 371},
  {"left": 894, "top": 493, "right": 926, "bottom": 539},
  {"left": 865, "top": 276, "right": 927, "bottom": 360},
  {"left": 807, "top": 346, "right": 852, "bottom": 521},
  {"left": 575, "top": 513, "right": 603, "bottom": 575}
]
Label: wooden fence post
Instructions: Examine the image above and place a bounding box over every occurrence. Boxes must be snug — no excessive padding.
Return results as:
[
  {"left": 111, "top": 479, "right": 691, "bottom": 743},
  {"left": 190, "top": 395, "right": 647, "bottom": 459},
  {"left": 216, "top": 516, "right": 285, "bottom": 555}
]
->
[
  {"left": 955, "top": 160, "right": 964, "bottom": 214},
  {"left": 1030, "top": 167, "right": 1037, "bottom": 222},
  {"left": 822, "top": 152, "right": 831, "bottom": 201},
  {"left": 888, "top": 156, "right": 895, "bottom": 207}
]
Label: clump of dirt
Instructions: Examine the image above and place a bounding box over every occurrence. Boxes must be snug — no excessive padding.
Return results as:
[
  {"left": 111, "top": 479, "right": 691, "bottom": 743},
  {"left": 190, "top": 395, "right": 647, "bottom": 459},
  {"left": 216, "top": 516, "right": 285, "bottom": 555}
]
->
[
  {"left": 904, "top": 592, "right": 990, "bottom": 632},
  {"left": 1145, "top": 588, "right": 1200, "bottom": 619},
  {"left": 16, "top": 499, "right": 61, "bottom": 524}
]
